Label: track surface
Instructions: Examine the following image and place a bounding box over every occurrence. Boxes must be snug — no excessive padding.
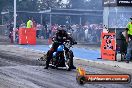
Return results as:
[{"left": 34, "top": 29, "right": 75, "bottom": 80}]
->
[{"left": 0, "top": 45, "right": 132, "bottom": 88}]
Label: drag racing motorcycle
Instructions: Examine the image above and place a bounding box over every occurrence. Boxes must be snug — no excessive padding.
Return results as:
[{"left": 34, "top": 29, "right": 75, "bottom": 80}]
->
[{"left": 39, "top": 35, "right": 77, "bottom": 71}]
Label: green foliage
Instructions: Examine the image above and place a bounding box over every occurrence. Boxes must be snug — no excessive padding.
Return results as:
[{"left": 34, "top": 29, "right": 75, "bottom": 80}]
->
[
  {"left": 0, "top": 0, "right": 103, "bottom": 13},
  {"left": 0, "top": 0, "right": 11, "bottom": 24},
  {"left": 17, "top": 0, "right": 38, "bottom": 11},
  {"left": 0, "top": 0, "right": 103, "bottom": 25},
  {"left": 69, "top": 0, "right": 103, "bottom": 10}
]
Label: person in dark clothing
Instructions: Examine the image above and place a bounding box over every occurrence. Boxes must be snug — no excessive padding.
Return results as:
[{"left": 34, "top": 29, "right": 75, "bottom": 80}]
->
[
  {"left": 8, "top": 22, "right": 13, "bottom": 32},
  {"left": 44, "top": 25, "right": 76, "bottom": 69},
  {"left": 7, "top": 22, "right": 14, "bottom": 43},
  {"left": 42, "top": 20, "right": 48, "bottom": 39}
]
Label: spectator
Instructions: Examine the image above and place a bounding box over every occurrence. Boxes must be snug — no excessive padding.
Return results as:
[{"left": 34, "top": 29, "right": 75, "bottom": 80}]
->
[
  {"left": 47, "top": 23, "right": 52, "bottom": 38},
  {"left": 26, "top": 17, "right": 33, "bottom": 28},
  {"left": 36, "top": 23, "right": 42, "bottom": 38},
  {"left": 51, "top": 24, "right": 58, "bottom": 37},
  {"left": 20, "top": 20, "right": 26, "bottom": 28},
  {"left": 84, "top": 24, "right": 89, "bottom": 41}
]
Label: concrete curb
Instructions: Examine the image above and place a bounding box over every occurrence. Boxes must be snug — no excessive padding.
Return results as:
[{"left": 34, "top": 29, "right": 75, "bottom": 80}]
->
[{"left": 75, "top": 57, "right": 132, "bottom": 70}]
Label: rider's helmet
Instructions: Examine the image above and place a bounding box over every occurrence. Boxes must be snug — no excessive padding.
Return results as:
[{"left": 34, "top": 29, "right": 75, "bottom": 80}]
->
[
  {"left": 57, "top": 25, "right": 66, "bottom": 35},
  {"left": 59, "top": 25, "right": 66, "bottom": 30}
]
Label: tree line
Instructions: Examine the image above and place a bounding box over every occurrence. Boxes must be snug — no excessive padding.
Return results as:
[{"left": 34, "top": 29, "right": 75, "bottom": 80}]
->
[{"left": 0, "top": 0, "right": 103, "bottom": 25}]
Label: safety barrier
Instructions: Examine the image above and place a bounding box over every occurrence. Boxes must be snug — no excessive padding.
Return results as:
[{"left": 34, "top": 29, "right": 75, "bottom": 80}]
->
[
  {"left": 101, "top": 32, "right": 116, "bottom": 61},
  {"left": 19, "top": 28, "right": 36, "bottom": 45}
]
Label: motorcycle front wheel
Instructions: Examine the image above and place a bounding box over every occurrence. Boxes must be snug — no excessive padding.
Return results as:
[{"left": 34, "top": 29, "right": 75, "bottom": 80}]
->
[{"left": 65, "top": 51, "right": 72, "bottom": 71}]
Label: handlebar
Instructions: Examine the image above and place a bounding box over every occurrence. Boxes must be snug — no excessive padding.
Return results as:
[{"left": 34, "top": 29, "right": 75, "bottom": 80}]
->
[{"left": 52, "top": 37, "right": 77, "bottom": 45}]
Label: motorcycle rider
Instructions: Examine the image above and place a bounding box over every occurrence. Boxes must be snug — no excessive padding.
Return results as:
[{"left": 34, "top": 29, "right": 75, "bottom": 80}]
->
[{"left": 44, "top": 25, "right": 77, "bottom": 69}]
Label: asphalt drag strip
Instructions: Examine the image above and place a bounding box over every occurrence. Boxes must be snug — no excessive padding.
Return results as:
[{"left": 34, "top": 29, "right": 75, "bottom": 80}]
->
[{"left": 0, "top": 45, "right": 132, "bottom": 88}]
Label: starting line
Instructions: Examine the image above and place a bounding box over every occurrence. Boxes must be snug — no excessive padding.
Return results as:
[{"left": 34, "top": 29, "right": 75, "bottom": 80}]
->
[{"left": 16, "top": 45, "right": 101, "bottom": 61}]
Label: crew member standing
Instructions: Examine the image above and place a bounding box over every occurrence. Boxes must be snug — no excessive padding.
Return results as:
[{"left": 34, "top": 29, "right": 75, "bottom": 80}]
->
[
  {"left": 26, "top": 17, "right": 33, "bottom": 28},
  {"left": 125, "top": 17, "right": 132, "bottom": 63}
]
